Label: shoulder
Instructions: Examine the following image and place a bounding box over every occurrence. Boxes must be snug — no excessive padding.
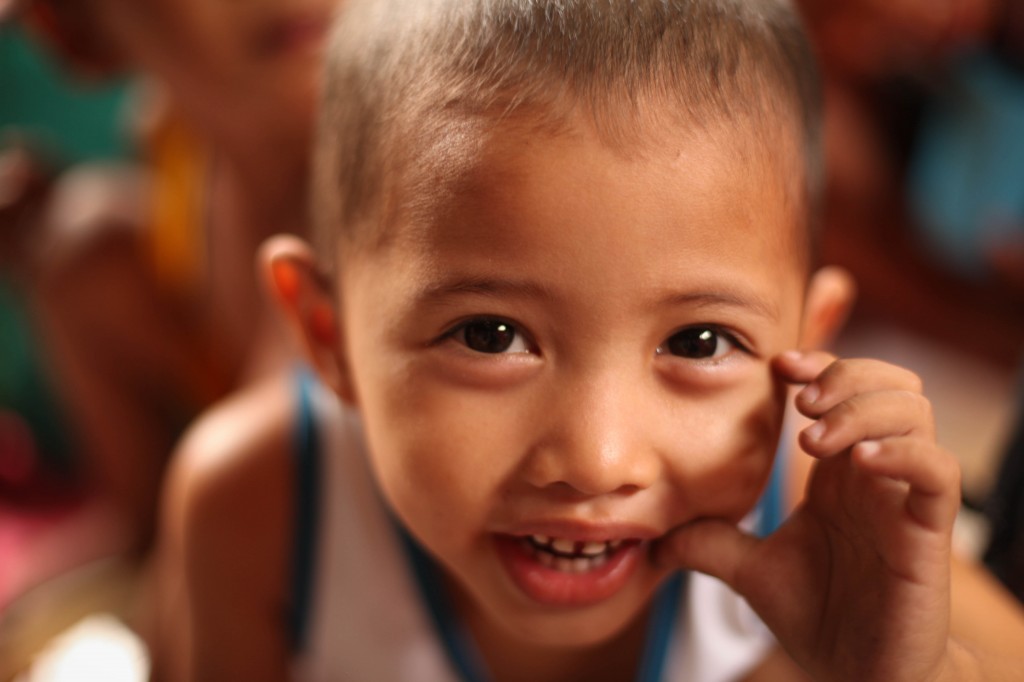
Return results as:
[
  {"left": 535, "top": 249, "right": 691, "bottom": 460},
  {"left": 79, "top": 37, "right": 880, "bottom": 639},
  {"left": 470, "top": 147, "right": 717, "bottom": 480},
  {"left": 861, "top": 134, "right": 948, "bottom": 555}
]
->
[
  {"left": 152, "top": 371, "right": 313, "bottom": 678},
  {"left": 154, "top": 373, "right": 301, "bottom": 679},
  {"left": 165, "top": 372, "right": 298, "bottom": 585}
]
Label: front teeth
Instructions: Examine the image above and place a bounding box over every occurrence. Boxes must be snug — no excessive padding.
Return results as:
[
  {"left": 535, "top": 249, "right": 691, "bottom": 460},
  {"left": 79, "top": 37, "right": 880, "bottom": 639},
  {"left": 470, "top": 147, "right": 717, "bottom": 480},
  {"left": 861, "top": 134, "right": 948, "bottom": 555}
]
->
[
  {"left": 525, "top": 534, "right": 626, "bottom": 573},
  {"left": 580, "top": 541, "right": 608, "bottom": 556},
  {"left": 551, "top": 537, "right": 576, "bottom": 554}
]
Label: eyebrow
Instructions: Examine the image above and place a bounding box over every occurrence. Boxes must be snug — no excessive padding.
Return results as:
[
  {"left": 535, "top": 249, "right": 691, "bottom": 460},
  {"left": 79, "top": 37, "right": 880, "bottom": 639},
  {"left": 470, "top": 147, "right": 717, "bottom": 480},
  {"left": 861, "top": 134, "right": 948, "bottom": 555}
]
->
[
  {"left": 655, "top": 291, "right": 780, "bottom": 322},
  {"left": 416, "top": 275, "right": 779, "bottom": 321},
  {"left": 414, "top": 276, "right": 556, "bottom": 306}
]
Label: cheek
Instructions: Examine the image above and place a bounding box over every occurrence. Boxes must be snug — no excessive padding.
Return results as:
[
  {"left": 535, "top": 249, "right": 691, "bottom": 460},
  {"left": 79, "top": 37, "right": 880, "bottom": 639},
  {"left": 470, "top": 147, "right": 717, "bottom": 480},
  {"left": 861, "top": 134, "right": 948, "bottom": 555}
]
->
[
  {"left": 664, "top": 375, "right": 785, "bottom": 520},
  {"left": 356, "top": 367, "right": 518, "bottom": 548}
]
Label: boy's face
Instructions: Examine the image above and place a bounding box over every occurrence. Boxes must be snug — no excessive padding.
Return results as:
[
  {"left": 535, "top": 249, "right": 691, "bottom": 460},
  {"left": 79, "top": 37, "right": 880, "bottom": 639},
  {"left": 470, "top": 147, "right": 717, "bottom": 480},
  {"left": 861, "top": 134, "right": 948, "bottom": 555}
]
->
[{"left": 336, "top": 113, "right": 809, "bottom": 646}]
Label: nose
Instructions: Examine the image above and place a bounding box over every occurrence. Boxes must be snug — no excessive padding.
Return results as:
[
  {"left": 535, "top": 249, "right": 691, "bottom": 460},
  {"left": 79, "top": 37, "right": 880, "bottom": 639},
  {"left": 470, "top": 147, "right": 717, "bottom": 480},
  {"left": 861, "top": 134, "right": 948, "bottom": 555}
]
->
[{"left": 519, "top": 369, "right": 663, "bottom": 498}]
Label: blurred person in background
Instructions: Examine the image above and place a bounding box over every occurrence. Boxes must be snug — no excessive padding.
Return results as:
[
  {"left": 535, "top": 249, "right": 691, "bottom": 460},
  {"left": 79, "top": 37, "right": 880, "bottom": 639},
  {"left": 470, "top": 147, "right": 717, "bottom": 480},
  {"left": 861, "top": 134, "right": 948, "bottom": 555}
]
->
[
  {"left": 2, "top": 0, "right": 343, "bottom": 675},
  {"left": 1, "top": 6, "right": 343, "bottom": 675},
  {"left": 1, "top": 9, "right": 139, "bottom": 639},
  {"left": 1, "top": 0, "right": 341, "bottom": 562}
]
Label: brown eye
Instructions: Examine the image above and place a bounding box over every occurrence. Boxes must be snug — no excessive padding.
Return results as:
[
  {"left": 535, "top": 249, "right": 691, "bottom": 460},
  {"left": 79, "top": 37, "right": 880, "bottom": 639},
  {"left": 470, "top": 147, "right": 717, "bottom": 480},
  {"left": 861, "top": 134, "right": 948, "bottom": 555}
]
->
[
  {"left": 458, "top": 319, "right": 528, "bottom": 354},
  {"left": 662, "top": 327, "right": 734, "bottom": 359}
]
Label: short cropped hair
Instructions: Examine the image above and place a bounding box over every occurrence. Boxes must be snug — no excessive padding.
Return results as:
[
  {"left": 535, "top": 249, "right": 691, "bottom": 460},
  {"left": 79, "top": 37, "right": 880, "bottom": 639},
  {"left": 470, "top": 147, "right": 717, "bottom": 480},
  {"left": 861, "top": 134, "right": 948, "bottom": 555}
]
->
[{"left": 315, "top": 0, "right": 821, "bottom": 272}]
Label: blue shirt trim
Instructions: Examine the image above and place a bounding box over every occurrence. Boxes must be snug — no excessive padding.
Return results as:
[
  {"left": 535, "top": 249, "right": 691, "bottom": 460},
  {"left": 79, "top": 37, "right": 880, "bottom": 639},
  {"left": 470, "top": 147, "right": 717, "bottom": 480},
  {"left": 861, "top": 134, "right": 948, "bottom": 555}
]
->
[
  {"left": 288, "top": 367, "right": 321, "bottom": 651},
  {"left": 757, "top": 446, "right": 787, "bottom": 537},
  {"left": 400, "top": 528, "right": 493, "bottom": 682},
  {"left": 634, "top": 572, "right": 686, "bottom": 682}
]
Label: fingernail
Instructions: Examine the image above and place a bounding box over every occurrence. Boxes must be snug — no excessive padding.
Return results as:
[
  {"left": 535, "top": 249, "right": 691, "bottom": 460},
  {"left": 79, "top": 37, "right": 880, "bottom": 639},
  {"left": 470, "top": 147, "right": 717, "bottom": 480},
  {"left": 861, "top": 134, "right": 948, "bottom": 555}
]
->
[
  {"left": 781, "top": 350, "right": 803, "bottom": 362},
  {"left": 857, "top": 441, "right": 881, "bottom": 460},
  {"left": 798, "top": 383, "right": 820, "bottom": 405},
  {"left": 804, "top": 420, "right": 826, "bottom": 442}
]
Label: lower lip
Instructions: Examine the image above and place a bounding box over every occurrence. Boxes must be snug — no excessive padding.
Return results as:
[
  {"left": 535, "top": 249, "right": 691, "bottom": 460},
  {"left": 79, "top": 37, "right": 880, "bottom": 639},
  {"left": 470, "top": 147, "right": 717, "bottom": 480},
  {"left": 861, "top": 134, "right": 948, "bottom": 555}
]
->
[{"left": 494, "top": 535, "right": 643, "bottom": 607}]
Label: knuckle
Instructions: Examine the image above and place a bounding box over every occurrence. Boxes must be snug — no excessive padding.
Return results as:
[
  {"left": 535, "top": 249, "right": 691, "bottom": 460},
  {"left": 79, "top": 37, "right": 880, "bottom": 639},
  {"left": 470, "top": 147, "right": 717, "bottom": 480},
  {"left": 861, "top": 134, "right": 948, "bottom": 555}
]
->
[
  {"left": 940, "top": 450, "right": 962, "bottom": 489},
  {"left": 819, "top": 401, "right": 867, "bottom": 449},
  {"left": 909, "top": 393, "right": 935, "bottom": 434},
  {"left": 900, "top": 390, "right": 932, "bottom": 415},
  {"left": 825, "top": 397, "right": 859, "bottom": 429},
  {"left": 899, "top": 367, "right": 924, "bottom": 394},
  {"left": 817, "top": 358, "right": 850, "bottom": 386},
  {"left": 884, "top": 390, "right": 932, "bottom": 430}
]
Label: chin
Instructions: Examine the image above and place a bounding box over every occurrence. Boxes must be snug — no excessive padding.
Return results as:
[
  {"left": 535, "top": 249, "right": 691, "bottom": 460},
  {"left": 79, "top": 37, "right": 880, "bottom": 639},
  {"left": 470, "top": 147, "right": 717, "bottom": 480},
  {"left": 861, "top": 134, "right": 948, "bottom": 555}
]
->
[
  {"left": 465, "top": 562, "right": 665, "bottom": 651},
  {"left": 509, "top": 608, "right": 647, "bottom": 649}
]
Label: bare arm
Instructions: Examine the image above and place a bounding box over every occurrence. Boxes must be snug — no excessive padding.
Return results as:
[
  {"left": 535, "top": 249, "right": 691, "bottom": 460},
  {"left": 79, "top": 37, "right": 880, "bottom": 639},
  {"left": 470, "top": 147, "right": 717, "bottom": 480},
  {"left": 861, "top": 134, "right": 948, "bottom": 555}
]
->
[
  {"left": 743, "top": 557, "right": 1024, "bottom": 682},
  {"left": 23, "top": 164, "right": 224, "bottom": 546},
  {"left": 940, "top": 556, "right": 1024, "bottom": 681},
  {"left": 147, "top": 376, "right": 295, "bottom": 682}
]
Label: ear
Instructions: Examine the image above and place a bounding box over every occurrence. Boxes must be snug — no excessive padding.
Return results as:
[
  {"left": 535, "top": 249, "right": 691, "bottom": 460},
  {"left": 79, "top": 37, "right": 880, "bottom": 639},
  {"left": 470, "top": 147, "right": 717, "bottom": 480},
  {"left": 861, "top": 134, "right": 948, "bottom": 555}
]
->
[
  {"left": 24, "top": 2, "right": 126, "bottom": 78},
  {"left": 799, "top": 265, "right": 856, "bottom": 350},
  {"left": 259, "top": 235, "right": 356, "bottom": 405}
]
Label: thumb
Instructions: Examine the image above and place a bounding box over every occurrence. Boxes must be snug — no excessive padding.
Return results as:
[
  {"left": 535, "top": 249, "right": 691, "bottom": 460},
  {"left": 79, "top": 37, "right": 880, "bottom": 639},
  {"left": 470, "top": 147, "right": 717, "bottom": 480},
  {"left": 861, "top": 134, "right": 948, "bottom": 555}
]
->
[{"left": 654, "top": 519, "right": 760, "bottom": 590}]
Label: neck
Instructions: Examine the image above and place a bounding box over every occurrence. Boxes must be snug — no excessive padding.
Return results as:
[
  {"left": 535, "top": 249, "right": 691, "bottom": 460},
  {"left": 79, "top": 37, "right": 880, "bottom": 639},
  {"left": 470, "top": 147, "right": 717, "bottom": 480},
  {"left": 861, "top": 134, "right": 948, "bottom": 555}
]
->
[
  {"left": 172, "top": 95, "right": 311, "bottom": 240},
  {"left": 214, "top": 137, "right": 310, "bottom": 239},
  {"left": 197, "top": 119, "right": 310, "bottom": 375}
]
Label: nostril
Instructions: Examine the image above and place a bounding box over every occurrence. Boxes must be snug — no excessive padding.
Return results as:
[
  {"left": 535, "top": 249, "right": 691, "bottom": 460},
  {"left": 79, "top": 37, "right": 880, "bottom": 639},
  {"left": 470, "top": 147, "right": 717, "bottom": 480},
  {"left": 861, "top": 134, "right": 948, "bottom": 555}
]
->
[
  {"left": 518, "top": 409, "right": 663, "bottom": 496},
  {"left": 536, "top": 477, "right": 650, "bottom": 500},
  {"left": 535, "top": 480, "right": 600, "bottom": 502}
]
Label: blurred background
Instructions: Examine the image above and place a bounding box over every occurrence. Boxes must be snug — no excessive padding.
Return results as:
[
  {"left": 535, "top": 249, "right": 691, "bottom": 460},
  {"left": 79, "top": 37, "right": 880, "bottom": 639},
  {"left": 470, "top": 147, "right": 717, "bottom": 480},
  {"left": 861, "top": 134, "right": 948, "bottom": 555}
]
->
[
  {"left": 1, "top": 13, "right": 145, "bottom": 682},
  {"left": 1, "top": 0, "right": 1023, "bottom": 680}
]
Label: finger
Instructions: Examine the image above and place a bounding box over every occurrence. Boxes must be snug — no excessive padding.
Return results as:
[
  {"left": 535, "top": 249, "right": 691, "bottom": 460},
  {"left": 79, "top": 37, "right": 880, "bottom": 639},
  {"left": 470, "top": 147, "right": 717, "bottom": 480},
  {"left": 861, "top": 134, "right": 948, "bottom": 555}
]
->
[
  {"left": 853, "top": 437, "right": 962, "bottom": 530},
  {"left": 793, "top": 358, "right": 924, "bottom": 419},
  {"left": 799, "top": 389, "right": 935, "bottom": 457},
  {"left": 772, "top": 349, "right": 837, "bottom": 385},
  {"left": 653, "top": 519, "right": 759, "bottom": 590}
]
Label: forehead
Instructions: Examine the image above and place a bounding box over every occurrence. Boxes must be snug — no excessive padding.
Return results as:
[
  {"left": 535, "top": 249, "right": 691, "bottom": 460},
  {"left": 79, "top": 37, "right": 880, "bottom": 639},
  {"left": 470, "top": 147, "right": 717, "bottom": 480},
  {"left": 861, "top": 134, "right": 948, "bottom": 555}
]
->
[
  {"left": 379, "top": 109, "right": 801, "bottom": 256},
  {"left": 339, "top": 111, "right": 808, "bottom": 324}
]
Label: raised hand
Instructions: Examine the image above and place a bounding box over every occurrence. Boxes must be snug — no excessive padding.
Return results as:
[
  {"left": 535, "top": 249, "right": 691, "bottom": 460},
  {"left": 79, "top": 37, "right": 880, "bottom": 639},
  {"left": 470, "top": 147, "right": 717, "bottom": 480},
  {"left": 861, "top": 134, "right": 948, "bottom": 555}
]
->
[{"left": 656, "top": 350, "right": 963, "bottom": 682}]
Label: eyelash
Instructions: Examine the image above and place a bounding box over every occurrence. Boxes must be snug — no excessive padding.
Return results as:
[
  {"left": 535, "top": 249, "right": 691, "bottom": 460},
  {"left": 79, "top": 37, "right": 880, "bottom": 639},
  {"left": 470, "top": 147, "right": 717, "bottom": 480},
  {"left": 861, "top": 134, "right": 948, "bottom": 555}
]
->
[
  {"left": 442, "top": 318, "right": 750, "bottom": 361},
  {"left": 443, "top": 317, "right": 532, "bottom": 355},
  {"left": 656, "top": 325, "right": 750, "bottom": 361}
]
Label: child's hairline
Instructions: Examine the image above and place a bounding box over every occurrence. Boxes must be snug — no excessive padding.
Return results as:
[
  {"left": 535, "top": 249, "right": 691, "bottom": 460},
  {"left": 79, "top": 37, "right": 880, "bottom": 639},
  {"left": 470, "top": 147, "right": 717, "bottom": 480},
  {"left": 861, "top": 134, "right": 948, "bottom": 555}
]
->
[
  {"left": 312, "top": 0, "right": 823, "bottom": 281},
  {"left": 317, "top": 90, "right": 816, "bottom": 282}
]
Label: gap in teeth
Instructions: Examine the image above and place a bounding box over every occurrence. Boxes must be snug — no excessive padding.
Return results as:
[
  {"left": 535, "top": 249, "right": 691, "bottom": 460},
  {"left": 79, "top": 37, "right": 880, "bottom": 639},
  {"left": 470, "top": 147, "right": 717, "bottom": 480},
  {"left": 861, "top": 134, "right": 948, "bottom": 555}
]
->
[
  {"left": 534, "top": 549, "right": 609, "bottom": 573},
  {"left": 526, "top": 534, "right": 623, "bottom": 561}
]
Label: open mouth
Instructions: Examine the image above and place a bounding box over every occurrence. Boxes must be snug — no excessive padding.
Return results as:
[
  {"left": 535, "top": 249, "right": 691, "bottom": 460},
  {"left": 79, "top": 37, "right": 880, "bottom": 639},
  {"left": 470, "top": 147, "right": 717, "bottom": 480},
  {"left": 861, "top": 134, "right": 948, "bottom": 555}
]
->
[
  {"left": 522, "top": 534, "right": 627, "bottom": 573},
  {"left": 495, "top": 533, "right": 645, "bottom": 606}
]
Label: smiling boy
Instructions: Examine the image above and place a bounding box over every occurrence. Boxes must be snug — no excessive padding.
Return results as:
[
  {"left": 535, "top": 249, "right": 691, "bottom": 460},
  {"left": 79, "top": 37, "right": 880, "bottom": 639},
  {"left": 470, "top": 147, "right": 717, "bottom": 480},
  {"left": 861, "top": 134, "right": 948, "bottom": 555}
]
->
[{"left": 153, "top": 1, "right": 1024, "bottom": 680}]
